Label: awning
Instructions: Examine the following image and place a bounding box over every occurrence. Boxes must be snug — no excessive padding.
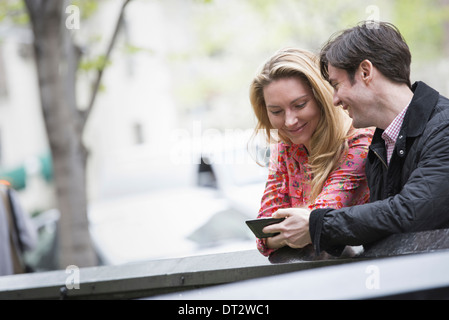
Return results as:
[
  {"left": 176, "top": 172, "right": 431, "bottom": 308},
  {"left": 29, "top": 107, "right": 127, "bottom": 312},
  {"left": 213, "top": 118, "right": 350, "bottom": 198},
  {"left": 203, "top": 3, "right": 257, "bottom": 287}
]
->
[{"left": 0, "top": 152, "right": 53, "bottom": 190}]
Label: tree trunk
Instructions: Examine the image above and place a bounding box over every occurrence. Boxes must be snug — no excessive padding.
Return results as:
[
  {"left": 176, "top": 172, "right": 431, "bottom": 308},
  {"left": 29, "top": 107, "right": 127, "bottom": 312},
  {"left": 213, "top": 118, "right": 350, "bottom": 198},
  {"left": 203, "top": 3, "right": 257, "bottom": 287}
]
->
[{"left": 25, "top": 0, "right": 97, "bottom": 268}]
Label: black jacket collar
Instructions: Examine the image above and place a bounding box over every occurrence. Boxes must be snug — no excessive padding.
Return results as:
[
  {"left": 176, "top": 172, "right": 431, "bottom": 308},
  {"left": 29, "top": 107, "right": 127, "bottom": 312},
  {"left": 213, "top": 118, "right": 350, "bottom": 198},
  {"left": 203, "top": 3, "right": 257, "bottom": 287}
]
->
[
  {"left": 371, "top": 81, "right": 439, "bottom": 143},
  {"left": 368, "top": 81, "right": 440, "bottom": 163},
  {"left": 403, "top": 81, "right": 440, "bottom": 137}
]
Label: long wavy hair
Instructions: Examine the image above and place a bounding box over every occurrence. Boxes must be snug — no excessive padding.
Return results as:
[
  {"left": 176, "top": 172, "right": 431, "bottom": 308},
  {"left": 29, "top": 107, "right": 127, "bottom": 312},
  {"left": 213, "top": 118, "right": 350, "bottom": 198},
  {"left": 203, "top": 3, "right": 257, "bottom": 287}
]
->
[{"left": 249, "top": 48, "right": 352, "bottom": 202}]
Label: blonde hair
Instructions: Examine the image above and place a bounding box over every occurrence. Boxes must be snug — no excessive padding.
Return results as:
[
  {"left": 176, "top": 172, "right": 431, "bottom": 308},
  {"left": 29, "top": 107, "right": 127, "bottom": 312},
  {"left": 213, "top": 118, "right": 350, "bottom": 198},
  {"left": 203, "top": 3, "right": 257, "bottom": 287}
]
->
[{"left": 249, "top": 48, "right": 352, "bottom": 202}]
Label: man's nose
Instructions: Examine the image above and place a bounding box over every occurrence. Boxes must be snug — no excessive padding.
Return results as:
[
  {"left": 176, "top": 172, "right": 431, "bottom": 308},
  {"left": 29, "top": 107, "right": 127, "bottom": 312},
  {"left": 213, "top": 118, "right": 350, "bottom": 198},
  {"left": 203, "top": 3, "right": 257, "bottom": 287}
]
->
[{"left": 332, "top": 91, "right": 341, "bottom": 106}]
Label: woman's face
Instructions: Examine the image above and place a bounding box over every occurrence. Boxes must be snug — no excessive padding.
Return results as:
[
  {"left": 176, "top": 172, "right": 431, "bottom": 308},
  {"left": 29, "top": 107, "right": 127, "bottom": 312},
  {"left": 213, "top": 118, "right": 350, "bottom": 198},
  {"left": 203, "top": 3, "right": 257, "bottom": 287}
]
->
[{"left": 263, "top": 77, "right": 321, "bottom": 150}]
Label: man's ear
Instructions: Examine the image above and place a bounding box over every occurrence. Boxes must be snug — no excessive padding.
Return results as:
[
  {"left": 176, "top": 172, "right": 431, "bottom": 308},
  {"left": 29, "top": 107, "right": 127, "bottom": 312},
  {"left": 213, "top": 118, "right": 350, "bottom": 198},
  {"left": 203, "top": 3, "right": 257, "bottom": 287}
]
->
[{"left": 358, "top": 59, "right": 373, "bottom": 84}]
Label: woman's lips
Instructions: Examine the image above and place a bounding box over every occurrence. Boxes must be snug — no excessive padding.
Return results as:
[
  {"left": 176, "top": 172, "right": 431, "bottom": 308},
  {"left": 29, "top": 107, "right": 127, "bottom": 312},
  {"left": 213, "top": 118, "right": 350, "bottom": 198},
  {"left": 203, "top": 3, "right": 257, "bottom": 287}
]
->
[{"left": 287, "top": 122, "right": 307, "bottom": 134}]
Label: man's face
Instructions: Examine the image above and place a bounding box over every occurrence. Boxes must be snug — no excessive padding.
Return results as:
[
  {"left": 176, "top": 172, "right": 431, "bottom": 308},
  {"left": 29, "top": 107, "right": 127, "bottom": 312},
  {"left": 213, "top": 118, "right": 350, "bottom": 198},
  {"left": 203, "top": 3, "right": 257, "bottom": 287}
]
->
[{"left": 327, "top": 64, "right": 375, "bottom": 128}]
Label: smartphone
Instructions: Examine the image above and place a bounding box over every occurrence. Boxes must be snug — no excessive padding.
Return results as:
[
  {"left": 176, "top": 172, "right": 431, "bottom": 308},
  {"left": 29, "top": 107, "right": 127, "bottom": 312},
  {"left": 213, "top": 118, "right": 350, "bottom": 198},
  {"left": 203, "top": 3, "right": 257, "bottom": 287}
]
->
[{"left": 245, "top": 217, "right": 285, "bottom": 238}]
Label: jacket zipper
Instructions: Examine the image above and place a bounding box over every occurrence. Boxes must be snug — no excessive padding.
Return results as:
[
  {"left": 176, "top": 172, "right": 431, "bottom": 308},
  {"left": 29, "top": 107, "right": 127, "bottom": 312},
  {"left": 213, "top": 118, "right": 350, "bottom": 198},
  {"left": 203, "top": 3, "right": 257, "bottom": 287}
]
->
[{"left": 372, "top": 149, "right": 388, "bottom": 169}]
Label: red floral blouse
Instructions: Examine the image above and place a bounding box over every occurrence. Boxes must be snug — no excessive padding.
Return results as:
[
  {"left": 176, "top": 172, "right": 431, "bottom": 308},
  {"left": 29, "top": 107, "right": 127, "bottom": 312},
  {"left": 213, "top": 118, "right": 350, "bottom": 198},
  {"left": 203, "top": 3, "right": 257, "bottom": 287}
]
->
[{"left": 256, "top": 128, "right": 374, "bottom": 256}]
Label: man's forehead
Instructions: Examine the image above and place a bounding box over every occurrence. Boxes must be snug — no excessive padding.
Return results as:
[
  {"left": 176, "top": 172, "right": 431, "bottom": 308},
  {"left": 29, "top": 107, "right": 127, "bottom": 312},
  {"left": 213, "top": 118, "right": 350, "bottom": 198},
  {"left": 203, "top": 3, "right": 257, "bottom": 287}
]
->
[{"left": 327, "top": 64, "right": 348, "bottom": 82}]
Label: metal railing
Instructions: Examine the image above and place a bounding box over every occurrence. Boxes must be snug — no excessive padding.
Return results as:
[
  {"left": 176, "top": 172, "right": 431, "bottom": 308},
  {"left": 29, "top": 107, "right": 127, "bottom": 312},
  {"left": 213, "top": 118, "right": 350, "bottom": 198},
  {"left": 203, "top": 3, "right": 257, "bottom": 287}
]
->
[{"left": 1, "top": 228, "right": 449, "bottom": 300}]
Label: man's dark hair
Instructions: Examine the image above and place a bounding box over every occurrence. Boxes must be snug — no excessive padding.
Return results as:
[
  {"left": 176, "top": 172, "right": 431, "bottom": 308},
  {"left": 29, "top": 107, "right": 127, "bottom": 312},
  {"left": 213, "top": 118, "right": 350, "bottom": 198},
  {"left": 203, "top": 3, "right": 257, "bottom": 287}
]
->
[{"left": 320, "top": 21, "right": 412, "bottom": 88}]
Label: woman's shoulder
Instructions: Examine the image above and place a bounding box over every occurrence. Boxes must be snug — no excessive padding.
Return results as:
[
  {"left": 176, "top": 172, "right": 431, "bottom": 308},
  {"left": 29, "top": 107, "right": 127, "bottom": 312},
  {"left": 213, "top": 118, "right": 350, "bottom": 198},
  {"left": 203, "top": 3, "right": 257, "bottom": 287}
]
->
[
  {"left": 335, "top": 128, "right": 373, "bottom": 171},
  {"left": 269, "top": 141, "right": 308, "bottom": 169},
  {"left": 346, "top": 127, "right": 374, "bottom": 146},
  {"left": 271, "top": 141, "right": 300, "bottom": 155}
]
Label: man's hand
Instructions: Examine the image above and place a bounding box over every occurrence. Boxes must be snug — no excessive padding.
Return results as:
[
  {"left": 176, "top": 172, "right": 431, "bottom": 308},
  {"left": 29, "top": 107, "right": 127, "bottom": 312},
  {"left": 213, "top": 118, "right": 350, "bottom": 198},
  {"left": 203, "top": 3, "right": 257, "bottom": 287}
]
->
[{"left": 263, "top": 208, "right": 312, "bottom": 250}]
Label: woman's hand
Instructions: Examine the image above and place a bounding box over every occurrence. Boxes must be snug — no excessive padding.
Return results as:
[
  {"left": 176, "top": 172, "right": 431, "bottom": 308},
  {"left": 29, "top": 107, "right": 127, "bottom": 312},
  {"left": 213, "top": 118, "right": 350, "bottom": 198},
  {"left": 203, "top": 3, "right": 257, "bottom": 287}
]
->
[{"left": 263, "top": 208, "right": 312, "bottom": 250}]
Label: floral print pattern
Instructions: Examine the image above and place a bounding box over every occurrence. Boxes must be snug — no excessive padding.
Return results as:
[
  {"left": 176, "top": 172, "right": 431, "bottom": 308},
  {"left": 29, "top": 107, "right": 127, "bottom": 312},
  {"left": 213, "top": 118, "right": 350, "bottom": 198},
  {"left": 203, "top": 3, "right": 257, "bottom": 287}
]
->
[{"left": 256, "top": 128, "right": 374, "bottom": 256}]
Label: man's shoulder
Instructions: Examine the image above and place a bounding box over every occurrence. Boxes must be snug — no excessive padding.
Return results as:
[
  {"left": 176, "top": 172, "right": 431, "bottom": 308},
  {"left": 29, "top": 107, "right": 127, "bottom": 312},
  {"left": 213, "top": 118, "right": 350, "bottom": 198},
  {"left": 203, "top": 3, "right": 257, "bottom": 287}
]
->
[
  {"left": 427, "top": 93, "right": 449, "bottom": 127},
  {"left": 408, "top": 82, "right": 449, "bottom": 134},
  {"left": 435, "top": 94, "right": 449, "bottom": 112},
  {"left": 416, "top": 94, "right": 449, "bottom": 146}
]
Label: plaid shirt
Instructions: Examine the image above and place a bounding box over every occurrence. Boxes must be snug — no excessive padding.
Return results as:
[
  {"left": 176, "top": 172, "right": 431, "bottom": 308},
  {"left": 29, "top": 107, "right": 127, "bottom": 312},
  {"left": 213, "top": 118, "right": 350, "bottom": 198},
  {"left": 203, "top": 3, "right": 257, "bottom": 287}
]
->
[{"left": 381, "top": 105, "right": 409, "bottom": 165}]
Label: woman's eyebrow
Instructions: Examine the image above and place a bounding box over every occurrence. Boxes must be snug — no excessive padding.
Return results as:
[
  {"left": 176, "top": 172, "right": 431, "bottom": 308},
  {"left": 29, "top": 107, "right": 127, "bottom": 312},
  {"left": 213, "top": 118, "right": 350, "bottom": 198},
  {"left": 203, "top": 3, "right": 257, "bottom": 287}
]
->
[
  {"left": 290, "top": 94, "right": 309, "bottom": 105},
  {"left": 266, "top": 94, "right": 309, "bottom": 109}
]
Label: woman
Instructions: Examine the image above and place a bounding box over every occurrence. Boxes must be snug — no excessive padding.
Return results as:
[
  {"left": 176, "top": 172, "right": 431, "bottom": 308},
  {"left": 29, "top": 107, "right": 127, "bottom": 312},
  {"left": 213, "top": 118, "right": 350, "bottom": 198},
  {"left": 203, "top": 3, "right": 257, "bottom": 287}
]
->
[{"left": 249, "top": 48, "right": 373, "bottom": 256}]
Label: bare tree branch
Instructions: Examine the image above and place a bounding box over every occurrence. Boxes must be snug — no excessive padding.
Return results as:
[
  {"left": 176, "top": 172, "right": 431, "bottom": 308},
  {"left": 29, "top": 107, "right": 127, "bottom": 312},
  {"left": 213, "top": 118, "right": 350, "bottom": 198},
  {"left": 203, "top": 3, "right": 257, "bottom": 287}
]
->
[{"left": 81, "top": 0, "right": 132, "bottom": 132}]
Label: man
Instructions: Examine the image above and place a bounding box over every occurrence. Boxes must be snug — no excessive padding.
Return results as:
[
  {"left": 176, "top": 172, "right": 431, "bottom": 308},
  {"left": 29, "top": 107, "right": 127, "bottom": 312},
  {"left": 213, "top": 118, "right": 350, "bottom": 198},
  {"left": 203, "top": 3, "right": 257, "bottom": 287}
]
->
[
  {"left": 0, "top": 181, "right": 37, "bottom": 275},
  {"left": 263, "top": 21, "right": 449, "bottom": 256}
]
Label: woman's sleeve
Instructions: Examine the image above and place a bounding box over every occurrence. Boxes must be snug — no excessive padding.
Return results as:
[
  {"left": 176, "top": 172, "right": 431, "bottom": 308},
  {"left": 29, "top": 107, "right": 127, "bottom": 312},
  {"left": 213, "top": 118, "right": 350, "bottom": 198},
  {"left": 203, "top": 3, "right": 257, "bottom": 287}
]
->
[
  {"left": 308, "top": 129, "right": 373, "bottom": 211},
  {"left": 256, "top": 145, "right": 291, "bottom": 256}
]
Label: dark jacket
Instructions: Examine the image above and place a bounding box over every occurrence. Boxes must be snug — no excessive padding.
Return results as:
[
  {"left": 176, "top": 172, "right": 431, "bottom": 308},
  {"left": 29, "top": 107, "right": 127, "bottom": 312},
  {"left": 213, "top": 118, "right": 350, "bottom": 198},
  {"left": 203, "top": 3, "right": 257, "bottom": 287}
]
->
[
  {"left": 0, "top": 185, "right": 37, "bottom": 275},
  {"left": 310, "top": 81, "right": 449, "bottom": 256}
]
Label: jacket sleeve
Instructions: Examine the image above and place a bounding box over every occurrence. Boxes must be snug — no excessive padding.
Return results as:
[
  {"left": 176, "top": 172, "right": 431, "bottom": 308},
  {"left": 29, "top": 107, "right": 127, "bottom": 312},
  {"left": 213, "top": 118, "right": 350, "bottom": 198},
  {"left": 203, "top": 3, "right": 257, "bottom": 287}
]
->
[{"left": 310, "top": 120, "right": 449, "bottom": 255}]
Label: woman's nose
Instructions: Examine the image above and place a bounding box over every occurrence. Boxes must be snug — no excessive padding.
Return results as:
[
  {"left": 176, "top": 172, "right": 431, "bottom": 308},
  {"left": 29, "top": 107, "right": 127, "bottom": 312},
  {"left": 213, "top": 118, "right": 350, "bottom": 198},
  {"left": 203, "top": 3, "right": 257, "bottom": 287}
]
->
[{"left": 285, "top": 109, "right": 299, "bottom": 127}]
